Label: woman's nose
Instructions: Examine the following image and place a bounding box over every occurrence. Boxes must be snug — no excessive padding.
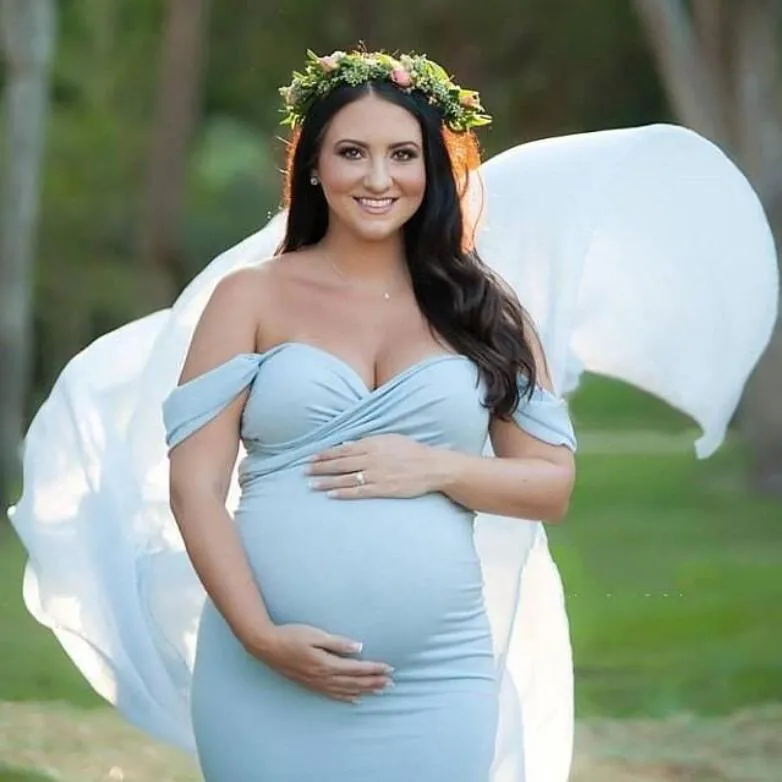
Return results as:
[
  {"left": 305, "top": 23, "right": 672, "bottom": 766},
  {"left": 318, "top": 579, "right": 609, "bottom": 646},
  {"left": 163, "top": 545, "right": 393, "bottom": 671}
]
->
[{"left": 364, "top": 158, "right": 392, "bottom": 192}]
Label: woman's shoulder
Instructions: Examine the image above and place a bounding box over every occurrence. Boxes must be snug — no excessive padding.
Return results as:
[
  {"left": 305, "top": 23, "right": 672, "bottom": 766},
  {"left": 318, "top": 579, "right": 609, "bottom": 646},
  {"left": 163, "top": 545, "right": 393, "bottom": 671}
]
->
[
  {"left": 203, "top": 249, "right": 326, "bottom": 343},
  {"left": 217, "top": 248, "right": 325, "bottom": 292},
  {"left": 208, "top": 252, "right": 297, "bottom": 308}
]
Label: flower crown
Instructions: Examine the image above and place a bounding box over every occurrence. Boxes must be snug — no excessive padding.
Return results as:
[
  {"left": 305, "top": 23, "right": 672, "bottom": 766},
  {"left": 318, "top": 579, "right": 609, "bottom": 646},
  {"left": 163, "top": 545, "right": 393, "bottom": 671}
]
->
[{"left": 279, "top": 49, "right": 492, "bottom": 133}]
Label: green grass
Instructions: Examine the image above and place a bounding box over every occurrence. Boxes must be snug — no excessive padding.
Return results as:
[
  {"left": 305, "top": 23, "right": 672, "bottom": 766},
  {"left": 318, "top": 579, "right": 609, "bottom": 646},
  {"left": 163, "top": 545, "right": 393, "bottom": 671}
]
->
[
  {"left": 569, "top": 373, "right": 694, "bottom": 432},
  {"left": 1, "top": 374, "right": 780, "bottom": 723},
  {"left": 0, "top": 527, "right": 102, "bottom": 708},
  {"left": 551, "top": 442, "right": 782, "bottom": 718},
  {"left": 0, "top": 767, "right": 57, "bottom": 782}
]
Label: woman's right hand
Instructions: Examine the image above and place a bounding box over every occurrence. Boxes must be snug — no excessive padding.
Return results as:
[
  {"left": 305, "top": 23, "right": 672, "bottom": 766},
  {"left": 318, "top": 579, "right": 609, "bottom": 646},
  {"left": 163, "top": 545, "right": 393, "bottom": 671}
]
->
[{"left": 246, "top": 623, "right": 395, "bottom": 703}]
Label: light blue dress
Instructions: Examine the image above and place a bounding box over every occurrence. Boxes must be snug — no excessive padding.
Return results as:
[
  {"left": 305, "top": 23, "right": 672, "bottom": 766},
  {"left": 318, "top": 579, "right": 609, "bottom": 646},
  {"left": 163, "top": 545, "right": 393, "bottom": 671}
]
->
[{"left": 163, "top": 341, "right": 576, "bottom": 782}]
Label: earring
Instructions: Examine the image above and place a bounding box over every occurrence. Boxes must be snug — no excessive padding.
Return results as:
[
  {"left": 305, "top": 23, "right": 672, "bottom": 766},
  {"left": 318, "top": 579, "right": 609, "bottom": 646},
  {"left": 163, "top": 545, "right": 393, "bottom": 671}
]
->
[{"left": 310, "top": 174, "right": 320, "bottom": 186}]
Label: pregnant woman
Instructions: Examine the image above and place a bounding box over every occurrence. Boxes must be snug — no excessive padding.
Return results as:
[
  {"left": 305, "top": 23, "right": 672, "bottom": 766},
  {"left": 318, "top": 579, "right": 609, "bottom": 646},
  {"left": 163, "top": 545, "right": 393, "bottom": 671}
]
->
[
  {"left": 163, "top": 50, "right": 576, "bottom": 780},
  {"left": 10, "top": 46, "right": 778, "bottom": 782}
]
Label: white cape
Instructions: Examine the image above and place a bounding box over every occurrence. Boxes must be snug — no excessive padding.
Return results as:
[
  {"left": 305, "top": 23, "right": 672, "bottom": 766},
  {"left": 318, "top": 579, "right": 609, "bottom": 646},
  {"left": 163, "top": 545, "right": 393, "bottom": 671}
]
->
[{"left": 9, "top": 124, "right": 778, "bottom": 782}]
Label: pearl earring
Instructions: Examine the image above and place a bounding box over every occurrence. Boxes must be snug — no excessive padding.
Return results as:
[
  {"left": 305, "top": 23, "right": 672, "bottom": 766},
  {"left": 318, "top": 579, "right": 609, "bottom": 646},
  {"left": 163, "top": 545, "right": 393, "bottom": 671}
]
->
[{"left": 310, "top": 174, "right": 319, "bottom": 186}]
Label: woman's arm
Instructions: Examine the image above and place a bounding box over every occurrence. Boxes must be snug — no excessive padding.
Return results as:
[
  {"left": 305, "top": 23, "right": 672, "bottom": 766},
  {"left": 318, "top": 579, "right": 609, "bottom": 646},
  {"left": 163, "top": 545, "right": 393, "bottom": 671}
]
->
[
  {"left": 436, "top": 329, "right": 575, "bottom": 523},
  {"left": 168, "top": 269, "right": 277, "bottom": 651},
  {"left": 433, "top": 434, "right": 574, "bottom": 523}
]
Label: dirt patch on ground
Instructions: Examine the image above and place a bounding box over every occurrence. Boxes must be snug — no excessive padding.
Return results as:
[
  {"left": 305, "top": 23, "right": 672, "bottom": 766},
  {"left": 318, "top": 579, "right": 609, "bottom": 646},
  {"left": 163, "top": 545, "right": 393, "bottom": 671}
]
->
[
  {"left": 572, "top": 704, "right": 782, "bottom": 781},
  {"left": 1, "top": 702, "right": 780, "bottom": 781}
]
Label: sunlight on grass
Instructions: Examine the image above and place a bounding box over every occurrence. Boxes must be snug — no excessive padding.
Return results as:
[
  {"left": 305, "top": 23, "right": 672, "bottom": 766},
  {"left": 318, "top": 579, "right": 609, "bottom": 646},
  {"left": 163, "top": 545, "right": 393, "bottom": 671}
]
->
[{"left": 0, "top": 703, "right": 198, "bottom": 782}]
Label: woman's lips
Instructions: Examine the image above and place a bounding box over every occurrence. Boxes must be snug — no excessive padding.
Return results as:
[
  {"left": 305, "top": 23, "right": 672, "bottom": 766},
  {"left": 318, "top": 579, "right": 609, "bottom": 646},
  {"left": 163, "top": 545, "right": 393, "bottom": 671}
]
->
[{"left": 354, "top": 196, "right": 398, "bottom": 215}]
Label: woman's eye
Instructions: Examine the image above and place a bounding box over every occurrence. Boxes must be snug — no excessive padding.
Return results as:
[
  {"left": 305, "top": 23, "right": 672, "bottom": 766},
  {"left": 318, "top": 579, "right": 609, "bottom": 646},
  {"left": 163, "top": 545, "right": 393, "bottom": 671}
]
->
[
  {"left": 337, "top": 147, "right": 417, "bottom": 161},
  {"left": 338, "top": 146, "right": 362, "bottom": 159}
]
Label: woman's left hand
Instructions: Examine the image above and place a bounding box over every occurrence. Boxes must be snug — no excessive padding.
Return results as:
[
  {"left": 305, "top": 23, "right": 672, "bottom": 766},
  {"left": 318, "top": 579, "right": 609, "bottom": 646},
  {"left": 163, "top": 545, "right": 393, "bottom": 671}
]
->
[{"left": 307, "top": 434, "right": 450, "bottom": 500}]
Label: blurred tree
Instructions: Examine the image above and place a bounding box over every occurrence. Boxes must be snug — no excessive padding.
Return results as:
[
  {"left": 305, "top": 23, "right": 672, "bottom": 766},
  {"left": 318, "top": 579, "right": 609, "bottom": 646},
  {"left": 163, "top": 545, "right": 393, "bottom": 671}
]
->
[
  {"left": 0, "top": 0, "right": 56, "bottom": 510},
  {"left": 346, "top": 0, "right": 379, "bottom": 48},
  {"left": 30, "top": 0, "right": 160, "bottom": 396},
  {"left": 634, "top": 0, "right": 782, "bottom": 494},
  {"left": 139, "top": 0, "right": 211, "bottom": 307}
]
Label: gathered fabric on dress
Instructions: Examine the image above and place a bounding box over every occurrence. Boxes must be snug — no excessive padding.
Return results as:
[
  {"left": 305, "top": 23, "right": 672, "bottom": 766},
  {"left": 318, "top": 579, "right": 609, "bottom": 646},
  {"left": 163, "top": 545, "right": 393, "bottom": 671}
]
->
[{"left": 8, "top": 124, "right": 777, "bottom": 782}]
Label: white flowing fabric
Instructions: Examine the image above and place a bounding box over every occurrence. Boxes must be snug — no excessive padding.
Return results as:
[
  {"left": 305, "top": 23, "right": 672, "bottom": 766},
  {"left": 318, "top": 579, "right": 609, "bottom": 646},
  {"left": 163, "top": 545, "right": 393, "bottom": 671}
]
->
[{"left": 9, "top": 124, "right": 778, "bottom": 782}]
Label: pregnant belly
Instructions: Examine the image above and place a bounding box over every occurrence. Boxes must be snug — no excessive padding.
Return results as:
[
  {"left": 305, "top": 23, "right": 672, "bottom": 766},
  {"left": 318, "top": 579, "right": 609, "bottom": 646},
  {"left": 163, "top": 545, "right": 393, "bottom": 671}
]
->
[{"left": 233, "top": 471, "right": 489, "bottom": 666}]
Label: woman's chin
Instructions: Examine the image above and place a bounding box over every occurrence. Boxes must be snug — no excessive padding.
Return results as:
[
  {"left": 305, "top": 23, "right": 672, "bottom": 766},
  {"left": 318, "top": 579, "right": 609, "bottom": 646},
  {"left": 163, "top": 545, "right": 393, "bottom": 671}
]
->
[{"left": 349, "top": 220, "right": 405, "bottom": 242}]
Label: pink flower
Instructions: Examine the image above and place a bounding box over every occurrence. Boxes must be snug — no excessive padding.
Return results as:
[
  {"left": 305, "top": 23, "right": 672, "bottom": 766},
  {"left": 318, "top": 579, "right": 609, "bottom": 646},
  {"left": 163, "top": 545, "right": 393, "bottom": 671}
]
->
[
  {"left": 317, "top": 55, "right": 340, "bottom": 73},
  {"left": 390, "top": 67, "right": 413, "bottom": 88}
]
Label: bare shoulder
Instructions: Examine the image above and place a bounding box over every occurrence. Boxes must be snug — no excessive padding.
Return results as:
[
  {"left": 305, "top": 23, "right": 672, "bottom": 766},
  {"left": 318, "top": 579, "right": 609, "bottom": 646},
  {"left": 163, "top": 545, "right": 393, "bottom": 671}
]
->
[
  {"left": 208, "top": 255, "right": 312, "bottom": 315},
  {"left": 228, "top": 249, "right": 325, "bottom": 294},
  {"left": 178, "top": 263, "right": 276, "bottom": 384},
  {"left": 258, "top": 246, "right": 327, "bottom": 285},
  {"left": 180, "top": 251, "right": 322, "bottom": 382},
  {"left": 209, "top": 259, "right": 278, "bottom": 303}
]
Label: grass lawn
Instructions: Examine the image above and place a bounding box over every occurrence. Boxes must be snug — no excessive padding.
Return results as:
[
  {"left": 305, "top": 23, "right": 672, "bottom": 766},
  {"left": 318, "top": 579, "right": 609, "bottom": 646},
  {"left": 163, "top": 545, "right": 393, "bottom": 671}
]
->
[
  {"left": 552, "top": 443, "right": 782, "bottom": 718},
  {"left": 568, "top": 373, "right": 694, "bottom": 432},
  {"left": 0, "top": 527, "right": 102, "bottom": 709}
]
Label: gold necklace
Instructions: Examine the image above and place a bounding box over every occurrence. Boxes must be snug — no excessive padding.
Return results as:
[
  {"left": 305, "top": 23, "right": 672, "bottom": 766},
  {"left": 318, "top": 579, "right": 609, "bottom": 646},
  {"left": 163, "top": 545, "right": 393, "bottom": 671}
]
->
[{"left": 325, "top": 254, "right": 406, "bottom": 301}]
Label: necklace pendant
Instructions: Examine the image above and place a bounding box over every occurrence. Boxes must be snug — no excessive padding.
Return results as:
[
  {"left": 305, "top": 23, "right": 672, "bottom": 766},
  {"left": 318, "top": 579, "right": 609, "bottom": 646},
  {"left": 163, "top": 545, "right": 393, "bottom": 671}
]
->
[{"left": 383, "top": 292, "right": 390, "bottom": 300}]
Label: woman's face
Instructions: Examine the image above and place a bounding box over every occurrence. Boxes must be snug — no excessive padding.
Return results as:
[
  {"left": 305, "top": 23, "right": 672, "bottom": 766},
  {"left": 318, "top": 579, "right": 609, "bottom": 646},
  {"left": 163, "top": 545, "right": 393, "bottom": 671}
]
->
[{"left": 315, "top": 93, "right": 426, "bottom": 242}]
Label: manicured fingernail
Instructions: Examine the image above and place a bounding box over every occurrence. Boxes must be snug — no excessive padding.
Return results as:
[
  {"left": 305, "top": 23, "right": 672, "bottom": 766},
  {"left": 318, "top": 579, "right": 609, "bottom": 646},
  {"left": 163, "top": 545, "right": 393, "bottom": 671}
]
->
[
  {"left": 308, "top": 479, "right": 321, "bottom": 489},
  {"left": 352, "top": 642, "right": 363, "bottom": 653},
  {"left": 327, "top": 490, "right": 338, "bottom": 498},
  {"left": 385, "top": 679, "right": 396, "bottom": 688}
]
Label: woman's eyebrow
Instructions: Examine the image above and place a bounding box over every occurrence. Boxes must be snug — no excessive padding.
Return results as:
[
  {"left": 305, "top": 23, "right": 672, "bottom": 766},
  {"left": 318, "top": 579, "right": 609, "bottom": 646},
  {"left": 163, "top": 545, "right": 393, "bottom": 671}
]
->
[{"left": 334, "top": 138, "right": 421, "bottom": 150}]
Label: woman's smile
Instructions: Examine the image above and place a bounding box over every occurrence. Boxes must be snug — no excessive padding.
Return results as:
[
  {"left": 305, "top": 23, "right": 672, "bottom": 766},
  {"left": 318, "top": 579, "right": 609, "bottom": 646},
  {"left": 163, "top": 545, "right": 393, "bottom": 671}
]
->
[{"left": 354, "top": 196, "right": 398, "bottom": 215}]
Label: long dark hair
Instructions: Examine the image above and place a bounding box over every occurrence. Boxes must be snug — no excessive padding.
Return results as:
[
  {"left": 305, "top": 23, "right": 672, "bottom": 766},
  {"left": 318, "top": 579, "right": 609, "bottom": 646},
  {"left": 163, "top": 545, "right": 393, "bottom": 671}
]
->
[{"left": 277, "top": 80, "right": 538, "bottom": 416}]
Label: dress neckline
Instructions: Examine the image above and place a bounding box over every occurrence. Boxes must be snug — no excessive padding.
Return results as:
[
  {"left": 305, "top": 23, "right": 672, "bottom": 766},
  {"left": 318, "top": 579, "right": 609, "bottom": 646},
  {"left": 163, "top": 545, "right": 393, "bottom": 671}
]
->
[{"left": 255, "top": 341, "right": 471, "bottom": 395}]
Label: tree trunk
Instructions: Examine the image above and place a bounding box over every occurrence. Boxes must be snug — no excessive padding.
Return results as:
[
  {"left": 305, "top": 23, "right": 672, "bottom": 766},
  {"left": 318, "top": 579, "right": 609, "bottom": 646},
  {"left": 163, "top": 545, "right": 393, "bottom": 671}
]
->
[
  {"left": 633, "top": 0, "right": 728, "bottom": 146},
  {"left": 691, "top": 0, "right": 734, "bottom": 138},
  {"left": 139, "top": 0, "right": 210, "bottom": 308},
  {"left": 730, "top": 1, "right": 782, "bottom": 493},
  {"left": 0, "top": 0, "right": 57, "bottom": 513},
  {"left": 634, "top": 0, "right": 782, "bottom": 494}
]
